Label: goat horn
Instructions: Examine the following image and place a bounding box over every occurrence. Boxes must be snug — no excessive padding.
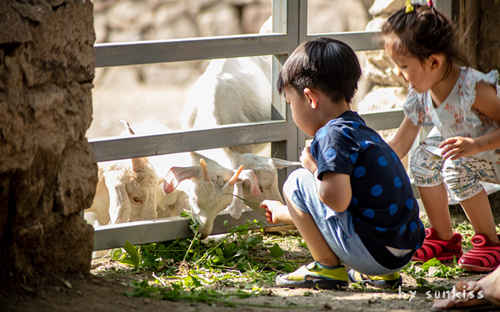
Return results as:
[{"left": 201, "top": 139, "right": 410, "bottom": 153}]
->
[
  {"left": 226, "top": 165, "right": 244, "bottom": 186},
  {"left": 199, "top": 158, "right": 209, "bottom": 181},
  {"left": 119, "top": 120, "right": 135, "bottom": 135}
]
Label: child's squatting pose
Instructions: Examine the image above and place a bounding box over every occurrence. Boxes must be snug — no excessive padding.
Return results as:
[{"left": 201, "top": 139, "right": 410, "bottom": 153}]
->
[
  {"left": 382, "top": 2, "right": 500, "bottom": 272},
  {"left": 261, "top": 37, "right": 425, "bottom": 289}
]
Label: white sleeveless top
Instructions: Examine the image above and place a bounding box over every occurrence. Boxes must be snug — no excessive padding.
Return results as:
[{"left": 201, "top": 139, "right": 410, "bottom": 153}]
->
[{"left": 403, "top": 67, "right": 500, "bottom": 178}]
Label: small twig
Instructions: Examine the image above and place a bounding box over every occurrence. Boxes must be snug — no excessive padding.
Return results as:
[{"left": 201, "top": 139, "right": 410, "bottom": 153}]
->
[
  {"left": 224, "top": 193, "right": 261, "bottom": 207},
  {"left": 152, "top": 272, "right": 168, "bottom": 287}
]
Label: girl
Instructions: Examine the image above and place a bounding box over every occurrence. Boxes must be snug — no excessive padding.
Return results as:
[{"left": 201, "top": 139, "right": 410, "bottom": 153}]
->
[{"left": 382, "top": 2, "right": 500, "bottom": 272}]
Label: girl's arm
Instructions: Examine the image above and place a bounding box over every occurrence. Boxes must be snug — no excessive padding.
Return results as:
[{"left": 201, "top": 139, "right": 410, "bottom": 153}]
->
[
  {"left": 440, "top": 82, "right": 500, "bottom": 160},
  {"left": 388, "top": 116, "right": 421, "bottom": 159},
  {"left": 318, "top": 172, "right": 351, "bottom": 213}
]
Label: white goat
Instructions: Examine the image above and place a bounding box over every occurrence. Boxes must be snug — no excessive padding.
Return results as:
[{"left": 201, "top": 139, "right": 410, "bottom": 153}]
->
[
  {"left": 182, "top": 17, "right": 272, "bottom": 156},
  {"left": 180, "top": 17, "right": 302, "bottom": 221},
  {"left": 85, "top": 121, "right": 249, "bottom": 239},
  {"left": 85, "top": 152, "right": 188, "bottom": 226},
  {"left": 224, "top": 152, "right": 301, "bottom": 218},
  {"left": 165, "top": 155, "right": 244, "bottom": 238}
]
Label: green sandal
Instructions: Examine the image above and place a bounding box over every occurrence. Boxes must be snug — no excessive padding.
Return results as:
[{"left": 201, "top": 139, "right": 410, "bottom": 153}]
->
[
  {"left": 348, "top": 269, "right": 402, "bottom": 289},
  {"left": 276, "top": 261, "right": 348, "bottom": 289}
]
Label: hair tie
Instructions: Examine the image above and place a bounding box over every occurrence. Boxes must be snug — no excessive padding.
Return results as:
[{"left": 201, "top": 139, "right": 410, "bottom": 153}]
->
[
  {"left": 427, "top": 0, "right": 434, "bottom": 7},
  {"left": 405, "top": 0, "right": 414, "bottom": 13}
]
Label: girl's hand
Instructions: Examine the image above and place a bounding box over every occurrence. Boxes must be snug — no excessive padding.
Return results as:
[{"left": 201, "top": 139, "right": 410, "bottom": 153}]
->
[
  {"left": 300, "top": 145, "right": 317, "bottom": 174},
  {"left": 439, "top": 136, "right": 480, "bottom": 160}
]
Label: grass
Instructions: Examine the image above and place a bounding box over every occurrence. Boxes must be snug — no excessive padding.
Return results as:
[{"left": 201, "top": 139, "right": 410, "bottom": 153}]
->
[
  {"left": 105, "top": 213, "right": 495, "bottom": 308},
  {"left": 110, "top": 217, "right": 312, "bottom": 308}
]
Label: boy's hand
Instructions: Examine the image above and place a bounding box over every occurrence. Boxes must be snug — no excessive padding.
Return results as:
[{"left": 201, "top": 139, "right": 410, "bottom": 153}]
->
[
  {"left": 439, "top": 136, "right": 480, "bottom": 160},
  {"left": 260, "top": 200, "right": 285, "bottom": 224},
  {"left": 300, "top": 146, "right": 317, "bottom": 174}
]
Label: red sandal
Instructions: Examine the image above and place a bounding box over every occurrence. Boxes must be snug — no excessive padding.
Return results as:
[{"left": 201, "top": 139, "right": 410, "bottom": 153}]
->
[
  {"left": 458, "top": 234, "right": 500, "bottom": 272},
  {"left": 412, "top": 228, "right": 463, "bottom": 262}
]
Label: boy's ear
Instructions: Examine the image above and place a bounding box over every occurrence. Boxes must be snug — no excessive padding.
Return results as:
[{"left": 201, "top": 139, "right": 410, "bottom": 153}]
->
[{"left": 303, "top": 88, "right": 319, "bottom": 109}]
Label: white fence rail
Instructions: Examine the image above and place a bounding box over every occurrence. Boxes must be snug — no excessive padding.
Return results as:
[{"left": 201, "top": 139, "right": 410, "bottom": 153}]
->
[{"left": 89, "top": 0, "right": 451, "bottom": 250}]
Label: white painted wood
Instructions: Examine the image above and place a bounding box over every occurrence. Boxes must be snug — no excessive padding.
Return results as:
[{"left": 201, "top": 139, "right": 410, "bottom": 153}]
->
[
  {"left": 89, "top": 110, "right": 404, "bottom": 162},
  {"left": 95, "top": 34, "right": 291, "bottom": 67},
  {"left": 90, "top": 120, "right": 289, "bottom": 162},
  {"left": 93, "top": 210, "right": 267, "bottom": 250}
]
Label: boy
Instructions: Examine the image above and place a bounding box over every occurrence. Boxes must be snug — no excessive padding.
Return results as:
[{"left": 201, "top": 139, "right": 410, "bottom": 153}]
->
[{"left": 260, "top": 38, "right": 425, "bottom": 289}]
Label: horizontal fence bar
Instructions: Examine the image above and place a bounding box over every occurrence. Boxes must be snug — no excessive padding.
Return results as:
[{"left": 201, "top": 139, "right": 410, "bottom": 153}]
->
[
  {"left": 89, "top": 120, "right": 290, "bottom": 162},
  {"left": 95, "top": 31, "right": 382, "bottom": 68},
  {"left": 361, "top": 109, "right": 404, "bottom": 130},
  {"left": 93, "top": 210, "right": 267, "bottom": 250},
  {"left": 89, "top": 110, "right": 404, "bottom": 162},
  {"left": 95, "top": 34, "right": 292, "bottom": 67},
  {"left": 306, "top": 31, "right": 382, "bottom": 51}
]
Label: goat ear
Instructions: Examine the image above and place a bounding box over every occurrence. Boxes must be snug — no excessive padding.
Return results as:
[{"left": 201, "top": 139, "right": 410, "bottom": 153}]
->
[
  {"left": 168, "top": 166, "right": 201, "bottom": 184},
  {"left": 163, "top": 175, "right": 176, "bottom": 194},
  {"left": 239, "top": 169, "right": 261, "bottom": 196},
  {"left": 269, "top": 158, "right": 301, "bottom": 169},
  {"left": 131, "top": 157, "right": 152, "bottom": 172}
]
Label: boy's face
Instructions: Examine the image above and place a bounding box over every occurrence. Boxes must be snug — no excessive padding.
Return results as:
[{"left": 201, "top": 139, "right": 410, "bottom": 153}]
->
[{"left": 284, "top": 86, "right": 317, "bottom": 137}]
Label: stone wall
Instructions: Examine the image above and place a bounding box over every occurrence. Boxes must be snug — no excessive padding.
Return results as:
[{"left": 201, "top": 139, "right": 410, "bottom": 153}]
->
[
  {"left": 456, "top": 0, "right": 500, "bottom": 213},
  {"left": 0, "top": 0, "right": 97, "bottom": 285},
  {"left": 457, "top": 0, "right": 500, "bottom": 72}
]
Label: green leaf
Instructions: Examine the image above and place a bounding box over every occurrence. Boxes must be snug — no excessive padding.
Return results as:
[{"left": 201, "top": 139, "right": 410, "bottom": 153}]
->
[
  {"left": 111, "top": 248, "right": 123, "bottom": 261},
  {"left": 269, "top": 243, "right": 284, "bottom": 258},
  {"left": 421, "top": 257, "right": 441, "bottom": 270},
  {"left": 123, "top": 240, "right": 141, "bottom": 269}
]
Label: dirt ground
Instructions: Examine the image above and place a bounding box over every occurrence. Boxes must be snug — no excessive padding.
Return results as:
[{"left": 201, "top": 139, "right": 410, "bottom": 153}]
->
[
  {"left": 1, "top": 246, "right": 479, "bottom": 312},
  {"left": 2, "top": 270, "right": 438, "bottom": 312},
  {"left": 4, "top": 195, "right": 500, "bottom": 312}
]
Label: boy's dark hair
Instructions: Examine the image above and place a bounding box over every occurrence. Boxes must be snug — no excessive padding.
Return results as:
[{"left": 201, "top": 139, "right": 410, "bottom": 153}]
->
[
  {"left": 277, "top": 37, "right": 361, "bottom": 104},
  {"left": 381, "top": 4, "right": 466, "bottom": 66}
]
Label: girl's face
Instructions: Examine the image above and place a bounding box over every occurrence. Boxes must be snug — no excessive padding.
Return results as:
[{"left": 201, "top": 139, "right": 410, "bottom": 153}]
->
[{"left": 385, "top": 37, "right": 436, "bottom": 93}]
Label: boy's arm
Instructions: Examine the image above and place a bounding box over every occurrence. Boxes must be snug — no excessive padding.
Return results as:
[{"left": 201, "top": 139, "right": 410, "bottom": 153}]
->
[
  {"left": 441, "top": 82, "right": 500, "bottom": 160},
  {"left": 388, "top": 116, "right": 421, "bottom": 159},
  {"left": 318, "top": 172, "right": 351, "bottom": 213}
]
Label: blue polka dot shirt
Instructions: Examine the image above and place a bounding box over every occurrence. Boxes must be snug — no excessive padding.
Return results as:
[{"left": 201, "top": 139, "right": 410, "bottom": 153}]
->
[{"left": 311, "top": 111, "right": 424, "bottom": 269}]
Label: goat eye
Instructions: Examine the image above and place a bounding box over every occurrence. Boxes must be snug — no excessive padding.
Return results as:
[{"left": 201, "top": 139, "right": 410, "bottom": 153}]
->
[{"left": 132, "top": 197, "right": 143, "bottom": 204}]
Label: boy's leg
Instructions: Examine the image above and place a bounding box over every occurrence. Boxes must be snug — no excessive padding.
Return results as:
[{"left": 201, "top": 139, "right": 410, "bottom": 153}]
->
[
  {"left": 269, "top": 168, "right": 350, "bottom": 289},
  {"left": 283, "top": 193, "right": 341, "bottom": 267},
  {"left": 261, "top": 198, "right": 340, "bottom": 266}
]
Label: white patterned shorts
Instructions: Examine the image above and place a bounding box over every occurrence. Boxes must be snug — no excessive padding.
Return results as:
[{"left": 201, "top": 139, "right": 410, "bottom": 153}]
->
[{"left": 410, "top": 137, "right": 499, "bottom": 202}]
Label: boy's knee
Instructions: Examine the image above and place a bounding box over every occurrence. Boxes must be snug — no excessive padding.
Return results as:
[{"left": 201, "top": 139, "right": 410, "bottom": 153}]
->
[{"left": 283, "top": 168, "right": 315, "bottom": 200}]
